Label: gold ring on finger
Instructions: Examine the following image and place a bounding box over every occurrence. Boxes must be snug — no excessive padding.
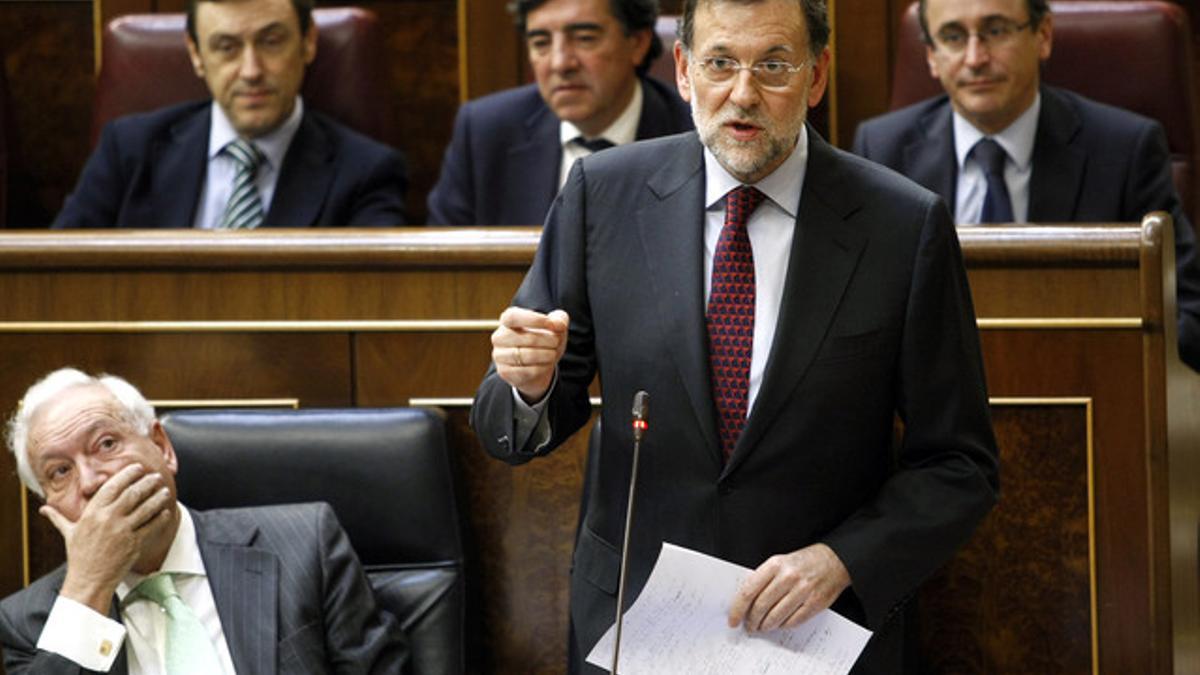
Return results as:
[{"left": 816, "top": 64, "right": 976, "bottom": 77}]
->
[{"left": 515, "top": 346, "right": 524, "bottom": 367}]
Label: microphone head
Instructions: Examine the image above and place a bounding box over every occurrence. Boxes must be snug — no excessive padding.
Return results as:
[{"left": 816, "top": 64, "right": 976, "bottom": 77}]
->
[
  {"left": 631, "top": 391, "right": 649, "bottom": 440},
  {"left": 632, "top": 390, "right": 649, "bottom": 421}
]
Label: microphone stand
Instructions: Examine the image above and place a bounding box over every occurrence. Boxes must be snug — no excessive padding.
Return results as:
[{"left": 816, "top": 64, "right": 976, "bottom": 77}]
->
[{"left": 611, "top": 391, "right": 648, "bottom": 675}]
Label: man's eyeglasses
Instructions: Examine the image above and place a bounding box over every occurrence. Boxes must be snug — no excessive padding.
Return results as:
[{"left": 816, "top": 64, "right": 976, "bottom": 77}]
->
[
  {"left": 933, "top": 18, "right": 1034, "bottom": 53},
  {"left": 693, "top": 56, "right": 809, "bottom": 89}
]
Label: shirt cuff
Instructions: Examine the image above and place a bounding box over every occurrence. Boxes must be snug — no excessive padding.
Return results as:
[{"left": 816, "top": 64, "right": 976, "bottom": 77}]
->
[
  {"left": 511, "top": 370, "right": 557, "bottom": 453},
  {"left": 36, "top": 595, "right": 126, "bottom": 672}
]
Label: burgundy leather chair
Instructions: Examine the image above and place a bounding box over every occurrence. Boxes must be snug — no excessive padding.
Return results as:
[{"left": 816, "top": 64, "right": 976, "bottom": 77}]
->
[
  {"left": 91, "top": 7, "right": 390, "bottom": 147},
  {"left": 890, "top": 0, "right": 1199, "bottom": 221}
]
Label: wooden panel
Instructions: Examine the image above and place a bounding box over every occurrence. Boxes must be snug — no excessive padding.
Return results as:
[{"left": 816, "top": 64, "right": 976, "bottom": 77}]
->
[
  {"left": 918, "top": 402, "right": 1094, "bottom": 673},
  {"left": 0, "top": 1, "right": 94, "bottom": 226},
  {"left": 0, "top": 225, "right": 1194, "bottom": 674}
]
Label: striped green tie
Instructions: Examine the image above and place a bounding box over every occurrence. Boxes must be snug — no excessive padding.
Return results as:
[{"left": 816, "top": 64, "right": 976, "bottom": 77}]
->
[
  {"left": 219, "top": 138, "right": 264, "bottom": 229},
  {"left": 130, "top": 573, "right": 223, "bottom": 674}
]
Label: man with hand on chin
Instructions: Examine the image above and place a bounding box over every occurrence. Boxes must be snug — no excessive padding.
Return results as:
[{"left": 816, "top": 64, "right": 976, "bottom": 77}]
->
[{"left": 0, "top": 368, "right": 407, "bottom": 673}]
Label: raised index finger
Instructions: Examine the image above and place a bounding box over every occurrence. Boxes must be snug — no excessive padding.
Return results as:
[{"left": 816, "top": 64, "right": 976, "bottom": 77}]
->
[{"left": 501, "top": 307, "right": 569, "bottom": 334}]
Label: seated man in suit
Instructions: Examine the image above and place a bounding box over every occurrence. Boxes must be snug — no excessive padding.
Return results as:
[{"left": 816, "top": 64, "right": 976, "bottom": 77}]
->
[
  {"left": 851, "top": 0, "right": 1200, "bottom": 371},
  {"left": 54, "top": 0, "right": 407, "bottom": 228},
  {"left": 0, "top": 368, "right": 409, "bottom": 673},
  {"left": 426, "top": 0, "right": 693, "bottom": 225}
]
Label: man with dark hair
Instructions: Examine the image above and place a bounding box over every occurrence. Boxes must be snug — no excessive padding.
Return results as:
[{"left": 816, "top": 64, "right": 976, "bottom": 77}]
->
[
  {"left": 0, "top": 368, "right": 409, "bottom": 673},
  {"left": 852, "top": 0, "right": 1200, "bottom": 370},
  {"left": 54, "top": 0, "right": 407, "bottom": 228},
  {"left": 426, "top": 0, "right": 692, "bottom": 225},
  {"left": 471, "top": 0, "right": 999, "bottom": 671}
]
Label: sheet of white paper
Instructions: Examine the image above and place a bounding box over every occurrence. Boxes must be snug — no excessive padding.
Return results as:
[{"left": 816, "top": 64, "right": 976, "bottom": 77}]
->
[{"left": 585, "top": 542, "right": 872, "bottom": 674}]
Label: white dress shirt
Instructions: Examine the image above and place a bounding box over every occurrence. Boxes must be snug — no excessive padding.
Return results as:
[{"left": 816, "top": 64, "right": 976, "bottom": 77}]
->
[
  {"left": 193, "top": 98, "right": 305, "bottom": 229},
  {"left": 36, "top": 504, "right": 237, "bottom": 674},
  {"left": 557, "top": 81, "right": 644, "bottom": 189},
  {"left": 953, "top": 93, "right": 1040, "bottom": 224}
]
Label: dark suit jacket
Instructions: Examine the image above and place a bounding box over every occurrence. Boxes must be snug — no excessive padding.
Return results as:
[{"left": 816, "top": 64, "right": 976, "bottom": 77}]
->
[
  {"left": 426, "top": 77, "right": 693, "bottom": 225},
  {"left": 0, "top": 503, "right": 409, "bottom": 674},
  {"left": 852, "top": 85, "right": 1200, "bottom": 371},
  {"left": 470, "top": 130, "right": 1000, "bottom": 673},
  {"left": 53, "top": 101, "right": 408, "bottom": 228}
]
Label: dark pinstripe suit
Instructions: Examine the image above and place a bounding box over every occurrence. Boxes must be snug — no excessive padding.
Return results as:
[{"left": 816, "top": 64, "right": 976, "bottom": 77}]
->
[{"left": 0, "top": 502, "right": 408, "bottom": 674}]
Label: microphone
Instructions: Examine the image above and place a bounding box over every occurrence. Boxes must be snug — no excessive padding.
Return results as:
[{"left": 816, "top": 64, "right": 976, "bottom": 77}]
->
[{"left": 611, "top": 391, "right": 649, "bottom": 674}]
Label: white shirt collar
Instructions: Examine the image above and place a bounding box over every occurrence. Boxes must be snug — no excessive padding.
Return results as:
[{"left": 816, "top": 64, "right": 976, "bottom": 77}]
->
[
  {"left": 559, "top": 79, "right": 643, "bottom": 149},
  {"left": 703, "top": 124, "right": 809, "bottom": 217},
  {"left": 953, "top": 92, "right": 1040, "bottom": 173},
  {"left": 116, "top": 503, "right": 207, "bottom": 601},
  {"left": 207, "top": 97, "right": 305, "bottom": 173}
]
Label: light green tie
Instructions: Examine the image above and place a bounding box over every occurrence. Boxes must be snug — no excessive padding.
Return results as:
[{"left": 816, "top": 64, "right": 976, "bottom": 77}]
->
[{"left": 131, "top": 573, "right": 223, "bottom": 674}]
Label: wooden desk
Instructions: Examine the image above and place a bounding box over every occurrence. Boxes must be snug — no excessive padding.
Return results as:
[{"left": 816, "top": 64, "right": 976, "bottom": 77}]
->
[{"left": 0, "top": 222, "right": 1194, "bottom": 674}]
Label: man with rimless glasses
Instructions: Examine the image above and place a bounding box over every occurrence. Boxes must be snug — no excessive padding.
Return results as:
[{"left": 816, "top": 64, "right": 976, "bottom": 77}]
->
[
  {"left": 470, "top": 0, "right": 999, "bottom": 671},
  {"left": 853, "top": 0, "right": 1200, "bottom": 371}
]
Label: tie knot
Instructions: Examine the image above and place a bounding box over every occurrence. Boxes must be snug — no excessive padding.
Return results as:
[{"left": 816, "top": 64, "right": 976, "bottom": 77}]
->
[
  {"left": 224, "top": 138, "right": 263, "bottom": 171},
  {"left": 972, "top": 138, "right": 1008, "bottom": 176},
  {"left": 132, "top": 572, "right": 180, "bottom": 606},
  {"left": 725, "top": 186, "right": 767, "bottom": 229},
  {"left": 572, "top": 136, "right": 615, "bottom": 153}
]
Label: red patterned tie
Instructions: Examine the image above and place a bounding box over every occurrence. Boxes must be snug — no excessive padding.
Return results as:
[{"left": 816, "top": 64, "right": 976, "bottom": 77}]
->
[{"left": 707, "top": 186, "right": 766, "bottom": 461}]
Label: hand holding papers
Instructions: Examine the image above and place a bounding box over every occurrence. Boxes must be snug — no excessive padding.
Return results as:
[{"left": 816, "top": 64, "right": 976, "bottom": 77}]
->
[{"left": 586, "top": 543, "right": 872, "bottom": 674}]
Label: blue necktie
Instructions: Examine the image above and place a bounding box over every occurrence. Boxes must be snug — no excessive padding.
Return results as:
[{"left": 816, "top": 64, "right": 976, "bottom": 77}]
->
[{"left": 974, "top": 138, "right": 1014, "bottom": 223}]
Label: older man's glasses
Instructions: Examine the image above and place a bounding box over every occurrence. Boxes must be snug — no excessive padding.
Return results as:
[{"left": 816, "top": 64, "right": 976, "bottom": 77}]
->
[
  {"left": 933, "top": 18, "right": 1034, "bottom": 53},
  {"left": 694, "top": 56, "right": 809, "bottom": 89}
]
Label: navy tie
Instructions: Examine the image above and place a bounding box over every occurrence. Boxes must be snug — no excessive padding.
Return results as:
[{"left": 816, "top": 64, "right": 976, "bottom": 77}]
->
[
  {"left": 973, "top": 138, "right": 1014, "bottom": 223},
  {"left": 707, "top": 186, "right": 766, "bottom": 461},
  {"left": 572, "top": 137, "right": 615, "bottom": 153}
]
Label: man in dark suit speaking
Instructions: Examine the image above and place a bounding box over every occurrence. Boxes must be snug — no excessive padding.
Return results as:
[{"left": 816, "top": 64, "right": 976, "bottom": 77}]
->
[
  {"left": 54, "top": 0, "right": 407, "bottom": 229},
  {"left": 470, "top": 0, "right": 999, "bottom": 672},
  {"left": 0, "top": 368, "right": 408, "bottom": 673},
  {"left": 426, "top": 0, "right": 693, "bottom": 225},
  {"left": 851, "top": 0, "right": 1200, "bottom": 371}
]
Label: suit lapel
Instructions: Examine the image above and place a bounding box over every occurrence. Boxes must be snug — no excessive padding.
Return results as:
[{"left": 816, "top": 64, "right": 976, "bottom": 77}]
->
[
  {"left": 151, "top": 106, "right": 209, "bottom": 229},
  {"left": 193, "top": 510, "right": 279, "bottom": 675},
  {"left": 902, "top": 102, "right": 958, "bottom": 207},
  {"left": 636, "top": 133, "right": 721, "bottom": 462},
  {"left": 727, "top": 131, "right": 867, "bottom": 475},
  {"left": 503, "top": 105, "right": 561, "bottom": 224},
  {"left": 1027, "top": 87, "right": 1085, "bottom": 221},
  {"left": 264, "top": 112, "right": 335, "bottom": 227}
]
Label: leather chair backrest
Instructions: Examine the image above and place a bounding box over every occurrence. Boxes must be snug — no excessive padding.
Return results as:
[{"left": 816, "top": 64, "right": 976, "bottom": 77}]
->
[
  {"left": 162, "top": 407, "right": 465, "bottom": 675},
  {"left": 92, "top": 7, "right": 389, "bottom": 147},
  {"left": 890, "top": 0, "right": 1199, "bottom": 221}
]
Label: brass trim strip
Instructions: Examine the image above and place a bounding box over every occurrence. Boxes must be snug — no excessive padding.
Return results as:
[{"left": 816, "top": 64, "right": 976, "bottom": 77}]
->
[
  {"left": 0, "top": 318, "right": 1141, "bottom": 333},
  {"left": 978, "top": 318, "right": 1141, "bottom": 330},
  {"left": 408, "top": 397, "right": 603, "bottom": 408},
  {"left": 0, "top": 320, "right": 500, "bottom": 333},
  {"left": 988, "top": 396, "right": 1098, "bottom": 675},
  {"left": 150, "top": 399, "right": 300, "bottom": 410}
]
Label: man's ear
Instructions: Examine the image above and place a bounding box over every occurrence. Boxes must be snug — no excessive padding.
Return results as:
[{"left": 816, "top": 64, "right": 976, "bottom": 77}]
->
[
  {"left": 186, "top": 35, "right": 206, "bottom": 79},
  {"left": 149, "top": 420, "right": 179, "bottom": 476},
  {"left": 807, "top": 46, "right": 832, "bottom": 109},
  {"left": 674, "top": 41, "right": 691, "bottom": 103},
  {"left": 302, "top": 22, "right": 318, "bottom": 65}
]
